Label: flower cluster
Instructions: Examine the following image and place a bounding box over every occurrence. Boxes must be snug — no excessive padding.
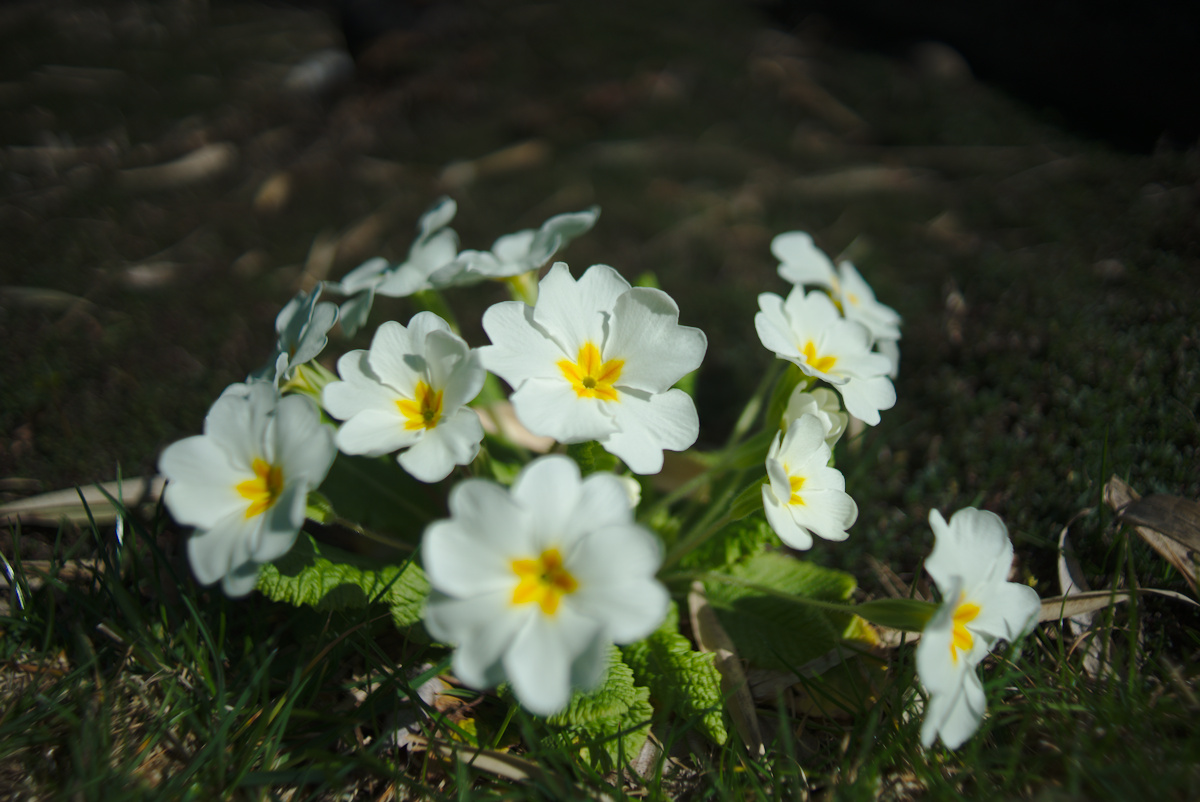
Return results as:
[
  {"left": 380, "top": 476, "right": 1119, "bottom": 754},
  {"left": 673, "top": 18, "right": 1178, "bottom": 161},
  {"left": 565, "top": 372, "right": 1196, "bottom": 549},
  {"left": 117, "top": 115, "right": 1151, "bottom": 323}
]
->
[
  {"left": 154, "top": 200, "right": 1042, "bottom": 753},
  {"left": 756, "top": 230, "right": 900, "bottom": 550}
]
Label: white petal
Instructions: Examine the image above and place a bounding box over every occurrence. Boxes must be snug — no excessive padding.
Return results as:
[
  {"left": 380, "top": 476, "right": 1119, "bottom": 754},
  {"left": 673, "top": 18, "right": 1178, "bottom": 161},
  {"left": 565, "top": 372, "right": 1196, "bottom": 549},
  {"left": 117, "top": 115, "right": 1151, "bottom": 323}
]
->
[
  {"left": 422, "top": 519, "right": 518, "bottom": 599},
  {"left": 601, "top": 388, "right": 699, "bottom": 475},
  {"left": 920, "top": 665, "right": 986, "bottom": 750},
  {"left": 531, "top": 263, "right": 628, "bottom": 354},
  {"left": 186, "top": 511, "right": 258, "bottom": 586},
  {"left": 324, "top": 352, "right": 394, "bottom": 420},
  {"left": 339, "top": 257, "right": 389, "bottom": 294},
  {"left": 754, "top": 294, "right": 797, "bottom": 358},
  {"left": 772, "top": 231, "right": 837, "bottom": 288},
  {"left": 249, "top": 481, "right": 307, "bottom": 562},
  {"left": 835, "top": 375, "right": 896, "bottom": 426},
  {"left": 570, "top": 472, "right": 638, "bottom": 531},
  {"left": 366, "top": 321, "right": 423, "bottom": 393},
  {"left": 335, "top": 410, "right": 421, "bottom": 456},
  {"left": 970, "top": 581, "right": 1041, "bottom": 643},
  {"left": 509, "top": 377, "right": 619, "bottom": 443},
  {"left": 158, "top": 436, "right": 245, "bottom": 528},
  {"left": 416, "top": 196, "right": 457, "bottom": 240},
  {"left": 221, "top": 561, "right": 262, "bottom": 598},
  {"left": 925, "top": 508, "right": 1013, "bottom": 597},
  {"left": 505, "top": 608, "right": 605, "bottom": 716},
  {"left": 511, "top": 455, "right": 583, "bottom": 545},
  {"left": 425, "top": 591, "right": 526, "bottom": 689},
  {"left": 273, "top": 395, "right": 336, "bottom": 487},
  {"left": 445, "top": 479, "right": 536, "bottom": 555},
  {"left": 606, "top": 288, "right": 706, "bottom": 393},
  {"left": 763, "top": 488, "right": 813, "bottom": 550},
  {"left": 480, "top": 301, "right": 567, "bottom": 385},
  {"left": 398, "top": 415, "right": 481, "bottom": 483}
]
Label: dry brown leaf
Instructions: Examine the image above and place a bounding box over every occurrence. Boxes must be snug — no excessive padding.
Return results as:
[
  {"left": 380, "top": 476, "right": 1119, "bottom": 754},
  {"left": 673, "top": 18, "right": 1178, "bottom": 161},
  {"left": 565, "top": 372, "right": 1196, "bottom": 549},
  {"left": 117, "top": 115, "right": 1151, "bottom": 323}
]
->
[
  {"left": 687, "top": 581, "right": 764, "bottom": 756},
  {"left": 1038, "top": 588, "right": 1198, "bottom": 622},
  {"left": 0, "top": 475, "right": 164, "bottom": 527},
  {"left": 1105, "top": 475, "right": 1199, "bottom": 595},
  {"left": 1119, "top": 494, "right": 1200, "bottom": 553}
]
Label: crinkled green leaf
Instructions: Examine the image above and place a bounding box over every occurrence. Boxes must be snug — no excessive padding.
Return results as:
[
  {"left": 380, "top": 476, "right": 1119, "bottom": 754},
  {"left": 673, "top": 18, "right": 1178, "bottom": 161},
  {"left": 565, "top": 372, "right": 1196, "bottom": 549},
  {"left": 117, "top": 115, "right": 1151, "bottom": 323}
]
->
[
  {"left": 542, "top": 646, "right": 652, "bottom": 768},
  {"left": 317, "top": 454, "right": 441, "bottom": 545},
  {"left": 705, "top": 552, "right": 856, "bottom": 671},
  {"left": 621, "top": 602, "right": 727, "bottom": 745},
  {"left": 679, "top": 513, "right": 780, "bottom": 573},
  {"left": 256, "top": 532, "right": 428, "bottom": 630}
]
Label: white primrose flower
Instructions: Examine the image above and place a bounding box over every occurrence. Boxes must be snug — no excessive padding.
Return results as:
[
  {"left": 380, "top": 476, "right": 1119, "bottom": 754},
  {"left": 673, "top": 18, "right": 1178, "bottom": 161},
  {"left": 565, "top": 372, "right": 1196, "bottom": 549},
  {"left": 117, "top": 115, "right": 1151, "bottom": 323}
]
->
[
  {"left": 773, "top": 230, "right": 838, "bottom": 289},
  {"left": 835, "top": 260, "right": 901, "bottom": 344},
  {"left": 158, "top": 381, "right": 336, "bottom": 597},
  {"left": 480, "top": 262, "right": 706, "bottom": 475},
  {"left": 253, "top": 286, "right": 339, "bottom": 385},
  {"left": 422, "top": 455, "right": 668, "bottom": 716},
  {"left": 761, "top": 413, "right": 857, "bottom": 549},
  {"left": 755, "top": 287, "right": 895, "bottom": 425},
  {"left": 773, "top": 230, "right": 902, "bottom": 351},
  {"left": 335, "top": 198, "right": 460, "bottom": 335},
  {"left": 917, "top": 508, "right": 1041, "bottom": 750},
  {"left": 783, "top": 386, "right": 848, "bottom": 450},
  {"left": 456, "top": 206, "right": 600, "bottom": 281},
  {"left": 322, "top": 312, "right": 485, "bottom": 483}
]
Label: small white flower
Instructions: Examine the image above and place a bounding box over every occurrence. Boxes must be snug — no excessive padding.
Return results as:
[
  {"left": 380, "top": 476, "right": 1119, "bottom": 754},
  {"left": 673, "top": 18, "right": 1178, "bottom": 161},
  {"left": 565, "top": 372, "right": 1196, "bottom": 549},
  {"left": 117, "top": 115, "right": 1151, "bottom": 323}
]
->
[
  {"left": 480, "top": 262, "right": 706, "bottom": 475},
  {"left": 422, "top": 455, "right": 668, "bottom": 716},
  {"left": 782, "top": 386, "right": 848, "bottom": 449},
  {"left": 456, "top": 206, "right": 600, "bottom": 281},
  {"left": 755, "top": 288, "right": 895, "bottom": 425},
  {"left": 836, "top": 260, "right": 901, "bottom": 344},
  {"left": 773, "top": 230, "right": 902, "bottom": 348},
  {"left": 917, "top": 508, "right": 1041, "bottom": 750},
  {"left": 761, "top": 414, "right": 857, "bottom": 549},
  {"left": 773, "top": 230, "right": 838, "bottom": 289},
  {"left": 334, "top": 198, "right": 459, "bottom": 335},
  {"left": 158, "top": 382, "right": 336, "bottom": 597},
  {"left": 322, "top": 312, "right": 486, "bottom": 483},
  {"left": 254, "top": 286, "right": 339, "bottom": 385}
]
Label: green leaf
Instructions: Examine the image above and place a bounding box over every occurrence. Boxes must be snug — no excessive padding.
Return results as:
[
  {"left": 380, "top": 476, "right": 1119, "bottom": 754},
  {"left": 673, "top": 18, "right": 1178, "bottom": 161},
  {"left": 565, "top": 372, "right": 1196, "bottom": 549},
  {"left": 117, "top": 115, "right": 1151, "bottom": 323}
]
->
[
  {"left": 541, "top": 646, "right": 653, "bottom": 768},
  {"left": 317, "top": 454, "right": 441, "bottom": 545},
  {"left": 704, "top": 552, "right": 856, "bottom": 671},
  {"left": 852, "top": 598, "right": 938, "bottom": 631},
  {"left": 621, "top": 602, "right": 727, "bottom": 745},
  {"left": 256, "top": 532, "right": 429, "bottom": 630},
  {"left": 678, "top": 514, "right": 780, "bottom": 573}
]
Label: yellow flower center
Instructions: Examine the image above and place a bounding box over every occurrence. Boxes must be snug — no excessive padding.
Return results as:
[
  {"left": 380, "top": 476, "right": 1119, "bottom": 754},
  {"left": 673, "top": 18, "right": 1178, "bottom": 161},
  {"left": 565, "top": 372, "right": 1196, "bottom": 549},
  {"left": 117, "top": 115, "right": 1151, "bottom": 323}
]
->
[
  {"left": 950, "top": 594, "right": 981, "bottom": 663},
  {"left": 510, "top": 548, "right": 579, "bottom": 616},
  {"left": 785, "top": 469, "right": 806, "bottom": 506},
  {"left": 396, "top": 380, "right": 444, "bottom": 431},
  {"left": 558, "top": 342, "right": 624, "bottom": 401},
  {"left": 800, "top": 340, "right": 837, "bottom": 374},
  {"left": 235, "top": 458, "right": 284, "bottom": 518}
]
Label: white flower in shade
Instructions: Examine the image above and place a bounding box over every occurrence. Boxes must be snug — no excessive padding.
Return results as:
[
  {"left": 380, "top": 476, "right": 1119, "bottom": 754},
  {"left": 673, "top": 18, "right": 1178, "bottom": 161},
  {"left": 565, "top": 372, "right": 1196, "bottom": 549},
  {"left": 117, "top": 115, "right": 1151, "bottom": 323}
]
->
[
  {"left": 158, "top": 382, "right": 336, "bottom": 597},
  {"left": 773, "top": 230, "right": 837, "bottom": 289},
  {"left": 254, "top": 286, "right": 339, "bottom": 385},
  {"left": 917, "top": 508, "right": 1041, "bottom": 750},
  {"left": 480, "top": 262, "right": 706, "bottom": 475},
  {"left": 782, "top": 386, "right": 848, "bottom": 449},
  {"left": 755, "top": 288, "right": 895, "bottom": 425},
  {"left": 422, "top": 455, "right": 668, "bottom": 716},
  {"left": 456, "top": 207, "right": 600, "bottom": 281},
  {"left": 334, "top": 198, "right": 459, "bottom": 335},
  {"left": 835, "top": 260, "right": 901, "bottom": 344},
  {"left": 322, "top": 312, "right": 485, "bottom": 483},
  {"left": 761, "top": 413, "right": 857, "bottom": 549},
  {"left": 773, "top": 230, "right": 902, "bottom": 347}
]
